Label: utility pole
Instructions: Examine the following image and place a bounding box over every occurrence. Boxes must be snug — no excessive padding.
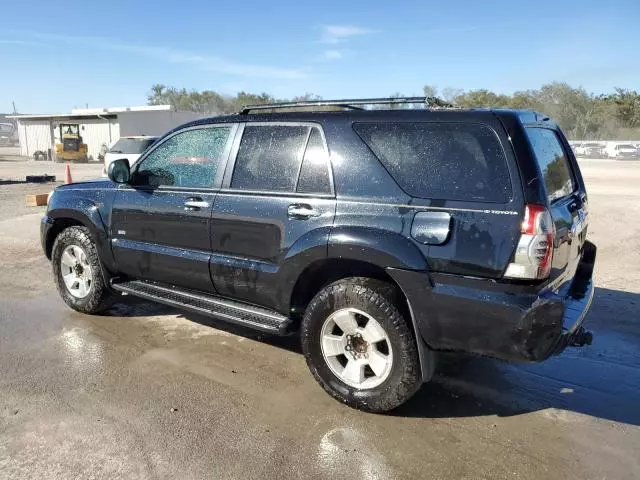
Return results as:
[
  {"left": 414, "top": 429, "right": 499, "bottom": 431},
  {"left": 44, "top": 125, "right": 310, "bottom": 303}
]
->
[{"left": 12, "top": 101, "right": 17, "bottom": 114}]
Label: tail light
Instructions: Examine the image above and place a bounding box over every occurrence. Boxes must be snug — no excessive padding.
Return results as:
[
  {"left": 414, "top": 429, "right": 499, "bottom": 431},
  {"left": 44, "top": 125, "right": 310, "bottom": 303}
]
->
[{"left": 504, "top": 204, "right": 554, "bottom": 280}]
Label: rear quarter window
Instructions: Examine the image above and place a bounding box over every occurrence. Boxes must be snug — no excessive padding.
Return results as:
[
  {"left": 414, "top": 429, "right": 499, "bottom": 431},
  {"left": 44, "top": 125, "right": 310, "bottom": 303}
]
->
[
  {"left": 525, "top": 127, "right": 576, "bottom": 203},
  {"left": 353, "top": 122, "right": 512, "bottom": 203}
]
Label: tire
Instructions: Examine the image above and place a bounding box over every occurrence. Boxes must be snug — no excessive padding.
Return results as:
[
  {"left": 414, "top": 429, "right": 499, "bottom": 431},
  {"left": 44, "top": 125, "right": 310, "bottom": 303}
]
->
[
  {"left": 301, "top": 277, "right": 422, "bottom": 413},
  {"left": 51, "top": 226, "right": 113, "bottom": 314}
]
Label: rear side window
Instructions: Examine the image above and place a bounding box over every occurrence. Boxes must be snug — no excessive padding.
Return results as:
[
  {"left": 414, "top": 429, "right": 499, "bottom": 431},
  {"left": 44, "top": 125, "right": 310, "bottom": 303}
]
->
[
  {"left": 296, "top": 128, "right": 331, "bottom": 194},
  {"left": 231, "top": 125, "right": 308, "bottom": 192},
  {"left": 525, "top": 128, "right": 576, "bottom": 202},
  {"left": 354, "top": 122, "right": 512, "bottom": 202}
]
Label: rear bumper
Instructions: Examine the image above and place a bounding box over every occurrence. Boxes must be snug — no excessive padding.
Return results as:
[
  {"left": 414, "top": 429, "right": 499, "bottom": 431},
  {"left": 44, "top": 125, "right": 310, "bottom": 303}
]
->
[{"left": 388, "top": 240, "right": 597, "bottom": 363}]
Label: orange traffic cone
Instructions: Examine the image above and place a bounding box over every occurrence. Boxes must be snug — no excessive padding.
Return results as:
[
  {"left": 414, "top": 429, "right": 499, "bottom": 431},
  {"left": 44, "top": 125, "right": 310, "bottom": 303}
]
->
[{"left": 64, "top": 165, "right": 73, "bottom": 184}]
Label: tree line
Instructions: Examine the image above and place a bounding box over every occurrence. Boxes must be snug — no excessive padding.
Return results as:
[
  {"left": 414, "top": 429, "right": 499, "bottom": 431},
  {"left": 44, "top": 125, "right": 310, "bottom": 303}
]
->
[{"left": 148, "top": 82, "right": 640, "bottom": 140}]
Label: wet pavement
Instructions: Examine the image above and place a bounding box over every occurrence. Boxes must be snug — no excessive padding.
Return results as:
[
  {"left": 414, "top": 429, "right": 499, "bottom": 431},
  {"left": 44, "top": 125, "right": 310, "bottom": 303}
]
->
[{"left": 1, "top": 160, "right": 639, "bottom": 479}]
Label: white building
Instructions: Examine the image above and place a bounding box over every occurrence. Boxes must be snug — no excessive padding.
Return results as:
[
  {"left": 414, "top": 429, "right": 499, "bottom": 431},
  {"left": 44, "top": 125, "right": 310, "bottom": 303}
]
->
[{"left": 9, "top": 105, "right": 204, "bottom": 160}]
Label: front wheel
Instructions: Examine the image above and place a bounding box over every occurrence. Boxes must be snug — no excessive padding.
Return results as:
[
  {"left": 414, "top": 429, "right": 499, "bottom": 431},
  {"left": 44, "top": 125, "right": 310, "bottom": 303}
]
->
[
  {"left": 301, "top": 278, "right": 422, "bottom": 413},
  {"left": 52, "top": 226, "right": 113, "bottom": 313}
]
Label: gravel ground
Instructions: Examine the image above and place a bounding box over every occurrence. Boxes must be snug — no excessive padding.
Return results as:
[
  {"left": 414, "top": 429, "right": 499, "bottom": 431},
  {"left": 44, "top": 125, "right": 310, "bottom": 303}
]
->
[{"left": 0, "top": 158, "right": 638, "bottom": 480}]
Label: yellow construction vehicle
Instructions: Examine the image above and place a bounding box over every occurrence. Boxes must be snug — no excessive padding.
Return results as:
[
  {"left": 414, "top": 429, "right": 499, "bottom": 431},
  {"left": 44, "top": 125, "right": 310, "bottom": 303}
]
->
[{"left": 53, "top": 123, "right": 88, "bottom": 163}]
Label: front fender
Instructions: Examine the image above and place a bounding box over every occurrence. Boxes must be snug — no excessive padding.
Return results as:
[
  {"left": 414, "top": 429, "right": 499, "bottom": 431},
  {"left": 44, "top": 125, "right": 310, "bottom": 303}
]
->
[
  {"left": 47, "top": 195, "right": 115, "bottom": 270},
  {"left": 328, "top": 226, "right": 428, "bottom": 270}
]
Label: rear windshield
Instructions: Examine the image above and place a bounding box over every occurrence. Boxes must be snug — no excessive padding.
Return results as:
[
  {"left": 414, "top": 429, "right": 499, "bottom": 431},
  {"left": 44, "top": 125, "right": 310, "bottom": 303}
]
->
[
  {"left": 525, "top": 127, "right": 576, "bottom": 203},
  {"left": 353, "top": 122, "right": 512, "bottom": 202},
  {"left": 110, "top": 138, "right": 156, "bottom": 154}
]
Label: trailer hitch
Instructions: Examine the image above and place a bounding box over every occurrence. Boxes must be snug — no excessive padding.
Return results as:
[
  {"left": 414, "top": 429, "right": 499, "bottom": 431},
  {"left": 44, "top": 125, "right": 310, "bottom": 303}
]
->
[{"left": 570, "top": 326, "right": 593, "bottom": 347}]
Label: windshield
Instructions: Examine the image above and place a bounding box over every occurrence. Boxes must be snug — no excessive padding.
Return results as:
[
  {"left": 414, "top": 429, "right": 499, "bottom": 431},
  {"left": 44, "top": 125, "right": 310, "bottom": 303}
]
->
[
  {"left": 109, "top": 138, "right": 156, "bottom": 154},
  {"left": 618, "top": 144, "right": 636, "bottom": 149},
  {"left": 0, "top": 123, "right": 12, "bottom": 133},
  {"left": 61, "top": 124, "right": 78, "bottom": 135}
]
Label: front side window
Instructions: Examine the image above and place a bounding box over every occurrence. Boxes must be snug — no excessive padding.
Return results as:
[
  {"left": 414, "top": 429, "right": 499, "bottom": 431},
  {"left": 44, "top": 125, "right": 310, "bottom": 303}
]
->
[
  {"left": 525, "top": 127, "right": 576, "bottom": 202},
  {"left": 231, "top": 125, "right": 310, "bottom": 192},
  {"left": 354, "top": 122, "right": 512, "bottom": 202},
  {"left": 135, "top": 127, "right": 231, "bottom": 188}
]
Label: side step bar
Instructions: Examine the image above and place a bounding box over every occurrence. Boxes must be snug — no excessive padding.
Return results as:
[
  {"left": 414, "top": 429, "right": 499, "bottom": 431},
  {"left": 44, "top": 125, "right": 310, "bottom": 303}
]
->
[{"left": 111, "top": 279, "right": 291, "bottom": 335}]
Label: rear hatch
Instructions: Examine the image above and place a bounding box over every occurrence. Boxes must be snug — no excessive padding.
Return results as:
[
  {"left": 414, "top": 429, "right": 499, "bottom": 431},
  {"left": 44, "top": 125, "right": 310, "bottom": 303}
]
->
[{"left": 524, "top": 127, "right": 588, "bottom": 288}]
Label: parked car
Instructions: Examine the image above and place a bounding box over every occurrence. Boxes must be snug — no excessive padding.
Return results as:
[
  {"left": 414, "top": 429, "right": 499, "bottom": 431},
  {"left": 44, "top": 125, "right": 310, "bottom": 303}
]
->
[
  {"left": 103, "top": 136, "right": 158, "bottom": 173},
  {"left": 575, "top": 142, "right": 605, "bottom": 158},
  {"left": 41, "top": 98, "right": 595, "bottom": 412},
  {"left": 607, "top": 143, "right": 639, "bottom": 160}
]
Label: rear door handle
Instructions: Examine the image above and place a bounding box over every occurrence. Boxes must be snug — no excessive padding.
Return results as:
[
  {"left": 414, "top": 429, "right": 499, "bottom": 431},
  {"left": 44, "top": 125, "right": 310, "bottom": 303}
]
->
[
  {"left": 184, "top": 197, "right": 210, "bottom": 210},
  {"left": 288, "top": 204, "right": 319, "bottom": 219}
]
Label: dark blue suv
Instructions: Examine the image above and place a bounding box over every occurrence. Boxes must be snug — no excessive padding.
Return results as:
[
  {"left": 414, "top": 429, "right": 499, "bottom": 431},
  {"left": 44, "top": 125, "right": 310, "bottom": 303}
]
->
[{"left": 41, "top": 98, "right": 596, "bottom": 412}]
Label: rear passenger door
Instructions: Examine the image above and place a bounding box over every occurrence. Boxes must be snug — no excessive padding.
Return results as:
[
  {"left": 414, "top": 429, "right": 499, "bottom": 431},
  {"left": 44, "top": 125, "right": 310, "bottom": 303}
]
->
[{"left": 210, "top": 123, "right": 336, "bottom": 311}]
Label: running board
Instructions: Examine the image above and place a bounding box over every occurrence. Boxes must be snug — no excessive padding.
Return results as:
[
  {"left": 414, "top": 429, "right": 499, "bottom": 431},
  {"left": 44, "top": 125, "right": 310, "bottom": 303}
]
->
[{"left": 111, "top": 279, "right": 291, "bottom": 335}]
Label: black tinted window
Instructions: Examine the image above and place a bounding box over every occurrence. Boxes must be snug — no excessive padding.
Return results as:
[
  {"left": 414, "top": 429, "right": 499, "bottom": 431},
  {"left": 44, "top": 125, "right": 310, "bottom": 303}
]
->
[
  {"left": 232, "top": 125, "right": 309, "bottom": 191},
  {"left": 297, "top": 128, "right": 331, "bottom": 194},
  {"left": 354, "top": 122, "right": 512, "bottom": 202},
  {"left": 525, "top": 128, "right": 575, "bottom": 202},
  {"left": 135, "top": 127, "right": 230, "bottom": 188}
]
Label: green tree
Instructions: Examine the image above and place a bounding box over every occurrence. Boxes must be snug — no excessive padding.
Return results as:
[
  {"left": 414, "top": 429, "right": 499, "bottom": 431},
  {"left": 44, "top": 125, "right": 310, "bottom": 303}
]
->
[{"left": 147, "top": 83, "right": 640, "bottom": 139}]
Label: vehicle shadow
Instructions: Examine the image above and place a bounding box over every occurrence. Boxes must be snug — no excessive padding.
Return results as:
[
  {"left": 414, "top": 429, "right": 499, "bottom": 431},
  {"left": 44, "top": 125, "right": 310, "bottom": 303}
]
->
[
  {"left": 104, "top": 287, "right": 640, "bottom": 426},
  {"left": 394, "top": 287, "right": 640, "bottom": 426}
]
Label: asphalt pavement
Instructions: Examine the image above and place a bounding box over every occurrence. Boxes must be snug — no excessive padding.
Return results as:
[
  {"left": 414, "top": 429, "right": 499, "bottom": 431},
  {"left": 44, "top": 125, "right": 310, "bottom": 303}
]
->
[{"left": 0, "top": 159, "right": 638, "bottom": 479}]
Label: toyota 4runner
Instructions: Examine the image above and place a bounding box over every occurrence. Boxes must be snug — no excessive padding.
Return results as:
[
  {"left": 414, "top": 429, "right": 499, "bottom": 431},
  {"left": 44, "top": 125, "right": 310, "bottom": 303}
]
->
[{"left": 41, "top": 97, "right": 596, "bottom": 412}]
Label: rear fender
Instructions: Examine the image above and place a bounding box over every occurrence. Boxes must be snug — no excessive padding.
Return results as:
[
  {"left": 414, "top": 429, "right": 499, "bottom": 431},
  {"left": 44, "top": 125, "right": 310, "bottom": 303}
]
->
[
  {"left": 328, "top": 226, "right": 428, "bottom": 270},
  {"left": 328, "top": 227, "right": 435, "bottom": 381}
]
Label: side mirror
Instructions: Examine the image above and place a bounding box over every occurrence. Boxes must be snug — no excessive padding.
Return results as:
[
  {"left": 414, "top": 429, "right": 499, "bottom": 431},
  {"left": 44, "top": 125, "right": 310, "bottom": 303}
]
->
[{"left": 107, "top": 158, "right": 130, "bottom": 183}]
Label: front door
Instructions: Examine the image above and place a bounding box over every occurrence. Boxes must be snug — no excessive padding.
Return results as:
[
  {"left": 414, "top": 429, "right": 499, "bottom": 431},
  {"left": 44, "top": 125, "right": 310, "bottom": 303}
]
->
[
  {"left": 210, "top": 123, "right": 336, "bottom": 312},
  {"left": 110, "top": 124, "right": 237, "bottom": 292}
]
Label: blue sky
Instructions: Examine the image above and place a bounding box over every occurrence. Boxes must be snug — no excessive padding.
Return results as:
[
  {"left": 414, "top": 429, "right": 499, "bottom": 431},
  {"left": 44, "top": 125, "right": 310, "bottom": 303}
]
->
[{"left": 1, "top": 0, "right": 638, "bottom": 113}]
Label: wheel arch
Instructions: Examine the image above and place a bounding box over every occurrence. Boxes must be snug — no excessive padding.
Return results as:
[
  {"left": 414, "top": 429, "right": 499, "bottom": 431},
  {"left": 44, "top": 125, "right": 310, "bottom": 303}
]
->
[
  {"left": 290, "top": 258, "right": 435, "bottom": 382},
  {"left": 46, "top": 197, "right": 117, "bottom": 288}
]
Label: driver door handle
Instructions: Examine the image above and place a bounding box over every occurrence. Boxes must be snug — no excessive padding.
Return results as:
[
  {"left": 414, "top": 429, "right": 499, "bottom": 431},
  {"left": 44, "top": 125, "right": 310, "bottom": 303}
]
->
[{"left": 184, "top": 197, "right": 210, "bottom": 210}]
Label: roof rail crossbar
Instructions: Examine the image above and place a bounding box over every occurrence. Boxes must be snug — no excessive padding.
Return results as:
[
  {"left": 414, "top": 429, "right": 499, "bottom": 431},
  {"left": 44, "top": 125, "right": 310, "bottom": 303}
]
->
[{"left": 239, "top": 96, "right": 452, "bottom": 114}]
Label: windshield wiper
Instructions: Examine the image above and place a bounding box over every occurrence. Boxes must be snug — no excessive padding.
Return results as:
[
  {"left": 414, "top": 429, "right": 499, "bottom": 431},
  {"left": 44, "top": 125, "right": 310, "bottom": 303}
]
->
[{"left": 110, "top": 150, "right": 124, "bottom": 153}]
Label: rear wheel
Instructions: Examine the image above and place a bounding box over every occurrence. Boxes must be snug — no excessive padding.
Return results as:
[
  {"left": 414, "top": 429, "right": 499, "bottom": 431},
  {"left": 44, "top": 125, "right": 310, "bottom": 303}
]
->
[
  {"left": 52, "top": 226, "right": 113, "bottom": 313},
  {"left": 301, "top": 278, "right": 422, "bottom": 412}
]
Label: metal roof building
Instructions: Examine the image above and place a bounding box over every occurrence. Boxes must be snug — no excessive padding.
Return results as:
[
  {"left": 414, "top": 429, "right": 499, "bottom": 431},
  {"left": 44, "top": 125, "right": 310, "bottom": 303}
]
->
[{"left": 9, "top": 105, "right": 203, "bottom": 160}]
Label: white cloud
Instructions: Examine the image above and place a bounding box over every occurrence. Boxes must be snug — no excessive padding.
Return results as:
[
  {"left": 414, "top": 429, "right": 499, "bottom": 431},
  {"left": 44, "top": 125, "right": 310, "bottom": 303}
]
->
[
  {"left": 7, "top": 31, "right": 307, "bottom": 80},
  {"left": 321, "top": 25, "right": 375, "bottom": 44},
  {"left": 0, "top": 39, "right": 46, "bottom": 46},
  {"left": 316, "top": 50, "right": 343, "bottom": 62}
]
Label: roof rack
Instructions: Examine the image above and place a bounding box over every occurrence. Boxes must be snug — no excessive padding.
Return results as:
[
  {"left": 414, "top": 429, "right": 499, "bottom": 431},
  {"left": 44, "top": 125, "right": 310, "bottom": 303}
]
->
[{"left": 239, "top": 96, "right": 453, "bottom": 114}]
